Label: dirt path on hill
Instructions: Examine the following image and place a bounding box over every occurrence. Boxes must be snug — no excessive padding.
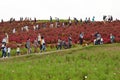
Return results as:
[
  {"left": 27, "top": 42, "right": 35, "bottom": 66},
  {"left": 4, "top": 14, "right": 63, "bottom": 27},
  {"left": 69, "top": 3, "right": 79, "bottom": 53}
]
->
[{"left": 0, "top": 47, "right": 84, "bottom": 60}]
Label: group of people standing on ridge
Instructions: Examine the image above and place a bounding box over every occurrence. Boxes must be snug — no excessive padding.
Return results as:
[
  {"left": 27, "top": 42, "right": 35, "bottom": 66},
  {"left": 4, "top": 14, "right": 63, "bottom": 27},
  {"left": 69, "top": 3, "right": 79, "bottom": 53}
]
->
[
  {"left": 1, "top": 33, "right": 46, "bottom": 58},
  {"left": 25, "top": 33, "right": 46, "bottom": 54},
  {"left": 56, "top": 35, "right": 72, "bottom": 50},
  {"left": 0, "top": 31, "right": 116, "bottom": 58}
]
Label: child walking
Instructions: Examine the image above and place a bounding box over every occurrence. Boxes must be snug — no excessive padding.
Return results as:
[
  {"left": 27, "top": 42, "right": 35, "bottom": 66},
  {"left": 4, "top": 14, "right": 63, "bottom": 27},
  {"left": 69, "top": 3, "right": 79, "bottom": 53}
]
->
[
  {"left": 7, "top": 46, "right": 11, "bottom": 57},
  {"left": 16, "top": 46, "right": 20, "bottom": 56}
]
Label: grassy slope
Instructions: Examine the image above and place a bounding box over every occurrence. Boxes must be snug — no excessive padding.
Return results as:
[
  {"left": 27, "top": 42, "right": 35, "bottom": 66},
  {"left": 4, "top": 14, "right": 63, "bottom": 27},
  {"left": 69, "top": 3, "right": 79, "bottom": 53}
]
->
[{"left": 0, "top": 44, "right": 120, "bottom": 80}]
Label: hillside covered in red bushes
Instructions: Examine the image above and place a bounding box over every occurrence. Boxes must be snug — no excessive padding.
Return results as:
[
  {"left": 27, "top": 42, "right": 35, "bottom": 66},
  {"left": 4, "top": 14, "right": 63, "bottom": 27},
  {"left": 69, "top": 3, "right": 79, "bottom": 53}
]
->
[{"left": 0, "top": 20, "right": 120, "bottom": 48}]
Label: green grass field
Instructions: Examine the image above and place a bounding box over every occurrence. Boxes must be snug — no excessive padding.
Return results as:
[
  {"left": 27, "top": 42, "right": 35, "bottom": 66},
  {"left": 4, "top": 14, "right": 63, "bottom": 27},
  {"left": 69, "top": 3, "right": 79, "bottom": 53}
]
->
[{"left": 0, "top": 44, "right": 120, "bottom": 80}]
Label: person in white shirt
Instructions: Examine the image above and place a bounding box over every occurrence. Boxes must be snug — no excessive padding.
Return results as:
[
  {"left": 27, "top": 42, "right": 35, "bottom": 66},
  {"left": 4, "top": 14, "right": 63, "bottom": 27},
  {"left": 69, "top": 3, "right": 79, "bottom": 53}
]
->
[
  {"left": 16, "top": 46, "right": 20, "bottom": 55},
  {"left": 40, "top": 36, "right": 46, "bottom": 52},
  {"left": 13, "top": 28, "right": 16, "bottom": 33},
  {"left": 49, "top": 23, "right": 53, "bottom": 28},
  {"left": 69, "top": 20, "right": 72, "bottom": 26},
  {"left": 33, "top": 25, "right": 36, "bottom": 30},
  {"left": 7, "top": 47, "right": 11, "bottom": 57},
  {"left": 38, "top": 33, "right": 41, "bottom": 45},
  {"left": 2, "top": 37, "right": 7, "bottom": 44},
  {"left": 25, "top": 26, "right": 29, "bottom": 32},
  {"left": 100, "top": 38, "right": 104, "bottom": 44},
  {"left": 36, "top": 25, "right": 39, "bottom": 30}
]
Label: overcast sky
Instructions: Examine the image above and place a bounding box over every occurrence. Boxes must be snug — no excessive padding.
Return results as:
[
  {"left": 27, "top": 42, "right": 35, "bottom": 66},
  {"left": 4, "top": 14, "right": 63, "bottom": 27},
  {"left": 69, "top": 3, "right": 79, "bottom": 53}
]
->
[{"left": 0, "top": 0, "right": 119, "bottom": 21}]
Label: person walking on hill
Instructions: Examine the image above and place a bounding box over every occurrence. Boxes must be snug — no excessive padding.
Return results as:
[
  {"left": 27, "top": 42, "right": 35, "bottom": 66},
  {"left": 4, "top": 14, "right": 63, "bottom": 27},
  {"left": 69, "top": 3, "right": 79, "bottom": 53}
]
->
[
  {"left": 79, "top": 32, "right": 84, "bottom": 45},
  {"left": 1, "top": 44, "right": 7, "bottom": 58},
  {"left": 92, "top": 16, "right": 95, "bottom": 22},
  {"left": 34, "top": 38, "right": 38, "bottom": 53},
  {"left": 38, "top": 33, "right": 42, "bottom": 51},
  {"left": 16, "top": 46, "right": 20, "bottom": 56},
  {"left": 34, "top": 17, "right": 36, "bottom": 23},
  {"left": 57, "top": 38, "right": 62, "bottom": 50},
  {"left": 50, "top": 16, "right": 52, "bottom": 23},
  {"left": 7, "top": 46, "right": 11, "bottom": 57},
  {"left": 3, "top": 44, "right": 7, "bottom": 58},
  {"left": 2, "top": 37, "right": 7, "bottom": 45},
  {"left": 1, "top": 44, "right": 5, "bottom": 58},
  {"left": 110, "top": 33, "right": 115, "bottom": 43},
  {"left": 26, "top": 38, "right": 31, "bottom": 54},
  {"left": 94, "top": 32, "right": 101, "bottom": 45},
  {"left": 40, "top": 36, "right": 46, "bottom": 52},
  {"left": 85, "top": 17, "right": 88, "bottom": 23},
  {"left": 1, "top": 33, "right": 9, "bottom": 45},
  {"left": 68, "top": 16, "right": 72, "bottom": 26},
  {"left": 80, "top": 19, "right": 83, "bottom": 24},
  {"left": 12, "top": 28, "right": 16, "bottom": 33},
  {"left": 68, "top": 35, "right": 72, "bottom": 48},
  {"left": 38, "top": 33, "right": 41, "bottom": 44}
]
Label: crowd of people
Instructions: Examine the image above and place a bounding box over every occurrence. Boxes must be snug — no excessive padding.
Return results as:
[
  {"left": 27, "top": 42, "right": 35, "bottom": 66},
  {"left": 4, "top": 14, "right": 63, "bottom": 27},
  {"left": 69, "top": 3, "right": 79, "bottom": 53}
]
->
[
  {"left": 0, "top": 16, "right": 116, "bottom": 58},
  {"left": 1, "top": 15, "right": 114, "bottom": 35},
  {"left": 1, "top": 31, "right": 115, "bottom": 58},
  {"left": 1, "top": 17, "right": 37, "bottom": 23}
]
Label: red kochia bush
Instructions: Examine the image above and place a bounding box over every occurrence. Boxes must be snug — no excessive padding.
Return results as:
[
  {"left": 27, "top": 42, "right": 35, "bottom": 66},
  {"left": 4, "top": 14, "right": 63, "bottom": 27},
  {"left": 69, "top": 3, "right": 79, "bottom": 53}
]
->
[{"left": 0, "top": 21, "right": 120, "bottom": 49}]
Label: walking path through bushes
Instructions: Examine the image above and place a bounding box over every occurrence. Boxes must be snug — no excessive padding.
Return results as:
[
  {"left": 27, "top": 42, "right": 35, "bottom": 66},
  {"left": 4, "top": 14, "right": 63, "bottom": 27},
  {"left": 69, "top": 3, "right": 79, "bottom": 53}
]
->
[{"left": 0, "top": 46, "right": 87, "bottom": 60}]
